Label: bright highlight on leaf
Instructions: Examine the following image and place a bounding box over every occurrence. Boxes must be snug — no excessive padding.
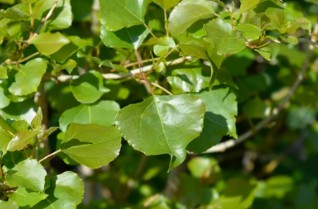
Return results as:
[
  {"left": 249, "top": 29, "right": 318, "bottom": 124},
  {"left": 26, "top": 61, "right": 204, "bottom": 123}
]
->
[
  {"left": 115, "top": 94, "right": 206, "bottom": 169},
  {"left": 32, "top": 32, "right": 70, "bottom": 56},
  {"left": 99, "top": 0, "right": 149, "bottom": 31}
]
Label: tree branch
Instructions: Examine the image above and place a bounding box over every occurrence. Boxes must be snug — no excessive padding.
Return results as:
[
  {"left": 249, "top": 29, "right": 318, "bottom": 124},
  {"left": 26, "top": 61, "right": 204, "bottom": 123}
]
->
[
  {"left": 56, "top": 56, "right": 191, "bottom": 82},
  {"left": 203, "top": 47, "right": 314, "bottom": 153}
]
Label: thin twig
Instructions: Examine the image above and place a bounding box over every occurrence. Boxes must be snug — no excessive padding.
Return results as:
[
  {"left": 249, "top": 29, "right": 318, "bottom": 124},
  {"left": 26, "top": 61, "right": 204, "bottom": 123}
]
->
[
  {"left": 35, "top": 0, "right": 59, "bottom": 34},
  {"left": 56, "top": 56, "right": 191, "bottom": 82},
  {"left": 151, "top": 82, "right": 173, "bottom": 95},
  {"left": 38, "top": 149, "right": 61, "bottom": 163},
  {"left": 203, "top": 47, "right": 313, "bottom": 153}
]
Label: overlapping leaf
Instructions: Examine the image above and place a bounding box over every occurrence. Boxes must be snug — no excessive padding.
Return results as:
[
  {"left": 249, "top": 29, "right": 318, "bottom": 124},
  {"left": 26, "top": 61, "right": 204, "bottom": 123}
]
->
[
  {"left": 100, "top": 25, "right": 149, "bottom": 49},
  {"left": 32, "top": 33, "right": 70, "bottom": 56},
  {"left": 205, "top": 19, "right": 246, "bottom": 55},
  {"left": 6, "top": 159, "right": 47, "bottom": 191},
  {"left": 168, "top": 0, "right": 216, "bottom": 36},
  {"left": 60, "top": 124, "right": 121, "bottom": 169},
  {"left": 9, "top": 58, "right": 47, "bottom": 96},
  {"left": 59, "top": 100, "right": 120, "bottom": 131},
  {"left": 115, "top": 95, "right": 205, "bottom": 168},
  {"left": 189, "top": 88, "right": 237, "bottom": 153},
  {"left": 99, "top": 0, "right": 149, "bottom": 31},
  {"left": 70, "top": 71, "right": 109, "bottom": 104}
]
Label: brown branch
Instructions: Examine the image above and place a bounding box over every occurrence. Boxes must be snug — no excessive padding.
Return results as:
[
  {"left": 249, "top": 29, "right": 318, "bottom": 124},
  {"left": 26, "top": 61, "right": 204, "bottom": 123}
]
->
[{"left": 203, "top": 47, "right": 314, "bottom": 153}]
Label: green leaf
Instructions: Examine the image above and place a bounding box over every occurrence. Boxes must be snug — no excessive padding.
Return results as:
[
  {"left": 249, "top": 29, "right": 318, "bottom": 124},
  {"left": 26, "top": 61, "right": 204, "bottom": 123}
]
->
[
  {"left": 167, "top": 65, "right": 211, "bottom": 93},
  {"left": 33, "top": 0, "right": 72, "bottom": 30},
  {"left": 9, "top": 58, "right": 47, "bottom": 96},
  {"left": 99, "top": 0, "right": 150, "bottom": 31},
  {"left": 0, "top": 127, "right": 11, "bottom": 154},
  {"left": 153, "top": 37, "right": 176, "bottom": 56},
  {"left": 239, "top": 0, "right": 260, "bottom": 13},
  {"left": 71, "top": 71, "right": 109, "bottom": 104},
  {"left": 152, "top": 0, "right": 180, "bottom": 9},
  {"left": 0, "top": 66, "right": 8, "bottom": 79},
  {"left": 7, "top": 129, "right": 40, "bottom": 151},
  {"left": 54, "top": 171, "right": 84, "bottom": 204},
  {"left": 6, "top": 159, "right": 47, "bottom": 191},
  {"left": 100, "top": 25, "right": 149, "bottom": 49},
  {"left": 32, "top": 33, "right": 70, "bottom": 56},
  {"left": 0, "top": 201, "right": 18, "bottom": 209},
  {"left": 31, "top": 108, "right": 43, "bottom": 130},
  {"left": 0, "top": 87, "right": 10, "bottom": 108},
  {"left": 59, "top": 100, "right": 120, "bottom": 131},
  {"left": 189, "top": 88, "right": 237, "bottom": 153},
  {"left": 236, "top": 23, "right": 262, "bottom": 41},
  {"left": 60, "top": 124, "right": 121, "bottom": 169},
  {"left": 205, "top": 19, "right": 246, "bottom": 55},
  {"left": 8, "top": 187, "right": 48, "bottom": 207},
  {"left": 115, "top": 95, "right": 205, "bottom": 168},
  {"left": 168, "top": 0, "right": 216, "bottom": 36}
]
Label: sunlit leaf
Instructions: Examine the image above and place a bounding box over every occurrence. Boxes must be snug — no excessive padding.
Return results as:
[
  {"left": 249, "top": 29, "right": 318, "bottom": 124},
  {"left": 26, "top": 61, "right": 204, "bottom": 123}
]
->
[
  {"left": 168, "top": 0, "right": 216, "bottom": 36},
  {"left": 8, "top": 187, "right": 47, "bottom": 207},
  {"left": 152, "top": 0, "right": 180, "bottom": 9},
  {"left": 115, "top": 95, "right": 205, "bottom": 169},
  {"left": 99, "top": 0, "right": 149, "bottom": 31},
  {"left": 33, "top": 0, "right": 72, "bottom": 30},
  {"left": 9, "top": 58, "right": 47, "bottom": 96},
  {"left": 100, "top": 25, "right": 149, "bottom": 49},
  {"left": 239, "top": 0, "right": 260, "bottom": 13},
  {"left": 70, "top": 71, "right": 109, "bottom": 104},
  {"left": 59, "top": 100, "right": 120, "bottom": 131},
  {"left": 205, "top": 19, "right": 246, "bottom": 55},
  {"left": 60, "top": 124, "right": 121, "bottom": 169},
  {"left": 32, "top": 33, "right": 70, "bottom": 56},
  {"left": 54, "top": 171, "right": 84, "bottom": 204},
  {"left": 6, "top": 159, "right": 47, "bottom": 191}
]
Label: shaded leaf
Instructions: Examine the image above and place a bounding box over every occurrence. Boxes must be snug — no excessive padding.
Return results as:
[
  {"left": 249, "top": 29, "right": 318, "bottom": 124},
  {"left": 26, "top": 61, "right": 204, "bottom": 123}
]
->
[
  {"left": 9, "top": 58, "right": 47, "bottom": 96},
  {"left": 189, "top": 88, "right": 237, "bottom": 153},
  {"left": 168, "top": 0, "right": 216, "bottom": 36},
  {"left": 99, "top": 0, "right": 149, "bottom": 31},
  {"left": 205, "top": 19, "right": 246, "bottom": 55},
  {"left": 6, "top": 159, "right": 47, "bottom": 191},
  {"left": 0, "top": 87, "right": 10, "bottom": 108},
  {"left": 115, "top": 95, "right": 205, "bottom": 168},
  {"left": 59, "top": 100, "right": 120, "bottom": 131},
  {"left": 60, "top": 124, "right": 121, "bottom": 169}
]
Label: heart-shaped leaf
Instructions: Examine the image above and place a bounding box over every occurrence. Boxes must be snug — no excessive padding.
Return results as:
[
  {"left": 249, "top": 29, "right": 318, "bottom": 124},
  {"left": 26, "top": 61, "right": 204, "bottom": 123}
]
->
[
  {"left": 115, "top": 94, "right": 205, "bottom": 169},
  {"left": 60, "top": 124, "right": 121, "bottom": 169}
]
